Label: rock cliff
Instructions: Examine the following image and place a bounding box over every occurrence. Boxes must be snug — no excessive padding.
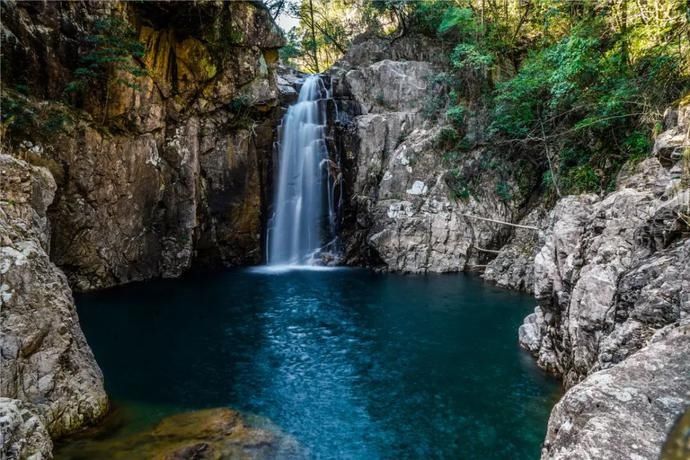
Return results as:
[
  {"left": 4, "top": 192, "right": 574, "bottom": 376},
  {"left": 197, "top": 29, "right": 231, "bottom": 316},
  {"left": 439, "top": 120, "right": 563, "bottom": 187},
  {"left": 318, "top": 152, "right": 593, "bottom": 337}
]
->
[
  {"left": 0, "top": 154, "right": 108, "bottom": 458},
  {"left": 541, "top": 323, "right": 690, "bottom": 460},
  {"left": 515, "top": 104, "right": 690, "bottom": 458},
  {"left": 329, "top": 37, "right": 528, "bottom": 273},
  {"left": 1, "top": 0, "right": 284, "bottom": 290}
]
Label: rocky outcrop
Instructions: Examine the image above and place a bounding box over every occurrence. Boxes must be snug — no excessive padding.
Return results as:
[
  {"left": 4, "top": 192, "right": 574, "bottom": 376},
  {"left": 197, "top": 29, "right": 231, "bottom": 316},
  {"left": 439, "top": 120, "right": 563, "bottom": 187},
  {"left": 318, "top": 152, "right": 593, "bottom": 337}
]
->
[
  {"left": 516, "top": 104, "right": 690, "bottom": 458},
  {"left": 0, "top": 154, "right": 107, "bottom": 452},
  {"left": 483, "top": 206, "right": 546, "bottom": 292},
  {"left": 541, "top": 323, "right": 690, "bottom": 460},
  {"left": 520, "top": 155, "right": 688, "bottom": 387},
  {"left": 1, "top": 1, "right": 284, "bottom": 290},
  {"left": 330, "top": 39, "right": 524, "bottom": 273}
]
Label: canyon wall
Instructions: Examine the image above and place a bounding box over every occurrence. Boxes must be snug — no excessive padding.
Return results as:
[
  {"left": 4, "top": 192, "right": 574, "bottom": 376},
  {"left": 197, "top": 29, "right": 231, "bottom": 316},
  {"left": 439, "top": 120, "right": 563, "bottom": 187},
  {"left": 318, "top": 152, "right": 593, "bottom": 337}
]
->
[
  {"left": 1, "top": 0, "right": 284, "bottom": 291},
  {"left": 0, "top": 154, "right": 108, "bottom": 457},
  {"left": 517, "top": 105, "right": 690, "bottom": 459}
]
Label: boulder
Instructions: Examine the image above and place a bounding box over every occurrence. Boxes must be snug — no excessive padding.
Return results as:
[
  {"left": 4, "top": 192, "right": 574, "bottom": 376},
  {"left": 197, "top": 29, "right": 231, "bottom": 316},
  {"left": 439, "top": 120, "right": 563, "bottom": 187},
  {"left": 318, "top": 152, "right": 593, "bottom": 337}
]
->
[{"left": 541, "top": 323, "right": 690, "bottom": 460}]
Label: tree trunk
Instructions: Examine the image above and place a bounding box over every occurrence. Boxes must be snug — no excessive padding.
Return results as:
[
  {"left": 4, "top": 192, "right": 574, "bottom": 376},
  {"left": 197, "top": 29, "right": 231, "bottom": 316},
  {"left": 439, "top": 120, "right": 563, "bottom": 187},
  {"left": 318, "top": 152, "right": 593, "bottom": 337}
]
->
[{"left": 309, "top": 0, "right": 319, "bottom": 73}]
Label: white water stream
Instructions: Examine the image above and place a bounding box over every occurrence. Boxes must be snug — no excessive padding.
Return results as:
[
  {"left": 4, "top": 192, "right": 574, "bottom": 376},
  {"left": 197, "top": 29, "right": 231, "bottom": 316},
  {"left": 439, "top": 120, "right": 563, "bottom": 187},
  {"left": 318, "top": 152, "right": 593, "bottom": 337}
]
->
[{"left": 267, "top": 75, "right": 337, "bottom": 266}]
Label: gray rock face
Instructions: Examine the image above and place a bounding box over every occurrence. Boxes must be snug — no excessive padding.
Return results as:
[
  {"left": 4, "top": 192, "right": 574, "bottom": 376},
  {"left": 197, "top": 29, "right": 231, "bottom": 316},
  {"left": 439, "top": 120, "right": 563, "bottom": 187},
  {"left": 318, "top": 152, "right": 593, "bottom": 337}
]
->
[
  {"left": 0, "top": 155, "right": 107, "bottom": 440},
  {"left": 522, "top": 106, "right": 690, "bottom": 459},
  {"left": 2, "top": 1, "right": 284, "bottom": 291},
  {"left": 541, "top": 323, "right": 690, "bottom": 460},
  {"left": 483, "top": 207, "right": 546, "bottom": 292},
  {"left": 331, "top": 40, "right": 520, "bottom": 273},
  {"left": 0, "top": 398, "right": 53, "bottom": 460},
  {"left": 654, "top": 104, "right": 689, "bottom": 164},
  {"left": 522, "top": 157, "right": 688, "bottom": 387},
  {"left": 344, "top": 60, "right": 435, "bottom": 114},
  {"left": 336, "top": 32, "right": 447, "bottom": 69}
]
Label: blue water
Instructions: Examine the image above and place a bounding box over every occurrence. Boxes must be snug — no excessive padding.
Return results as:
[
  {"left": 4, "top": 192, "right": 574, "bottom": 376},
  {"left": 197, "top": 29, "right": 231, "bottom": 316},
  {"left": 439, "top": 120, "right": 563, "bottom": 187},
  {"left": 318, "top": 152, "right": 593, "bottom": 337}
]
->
[{"left": 59, "top": 268, "right": 558, "bottom": 459}]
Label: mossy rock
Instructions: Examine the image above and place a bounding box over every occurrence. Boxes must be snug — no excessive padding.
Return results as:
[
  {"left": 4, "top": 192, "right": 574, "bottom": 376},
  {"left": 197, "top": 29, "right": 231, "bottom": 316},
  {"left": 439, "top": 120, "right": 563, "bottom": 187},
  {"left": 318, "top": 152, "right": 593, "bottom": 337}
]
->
[
  {"left": 56, "top": 407, "right": 305, "bottom": 460},
  {"left": 661, "top": 407, "right": 690, "bottom": 460}
]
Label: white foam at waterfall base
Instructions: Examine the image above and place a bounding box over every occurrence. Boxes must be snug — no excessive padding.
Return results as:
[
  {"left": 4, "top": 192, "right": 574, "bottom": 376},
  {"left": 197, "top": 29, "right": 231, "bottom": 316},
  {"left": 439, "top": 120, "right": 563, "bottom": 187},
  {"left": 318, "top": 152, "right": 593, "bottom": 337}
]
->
[
  {"left": 247, "top": 265, "right": 347, "bottom": 275},
  {"left": 267, "top": 75, "right": 338, "bottom": 267}
]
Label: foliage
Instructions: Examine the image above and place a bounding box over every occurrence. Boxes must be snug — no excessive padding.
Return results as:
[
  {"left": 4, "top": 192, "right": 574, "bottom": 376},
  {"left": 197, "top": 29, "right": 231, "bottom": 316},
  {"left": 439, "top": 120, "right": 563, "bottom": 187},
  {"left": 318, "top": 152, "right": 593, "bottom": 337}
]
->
[
  {"left": 445, "top": 105, "right": 466, "bottom": 128},
  {"left": 282, "top": 0, "right": 374, "bottom": 73},
  {"left": 65, "top": 16, "right": 146, "bottom": 122},
  {"left": 0, "top": 89, "right": 75, "bottom": 146},
  {"left": 1, "top": 91, "right": 36, "bottom": 132},
  {"left": 434, "top": 126, "right": 460, "bottom": 150},
  {"left": 278, "top": 28, "right": 303, "bottom": 67},
  {"left": 445, "top": 168, "right": 471, "bottom": 200},
  {"left": 389, "top": 0, "right": 690, "bottom": 195},
  {"left": 495, "top": 181, "right": 512, "bottom": 202},
  {"left": 278, "top": 0, "right": 689, "bottom": 196}
]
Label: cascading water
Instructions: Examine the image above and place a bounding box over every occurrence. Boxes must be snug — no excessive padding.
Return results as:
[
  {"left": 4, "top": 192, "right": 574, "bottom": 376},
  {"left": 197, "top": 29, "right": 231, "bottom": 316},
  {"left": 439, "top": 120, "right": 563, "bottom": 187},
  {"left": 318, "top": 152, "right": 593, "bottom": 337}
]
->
[{"left": 267, "top": 75, "right": 340, "bottom": 266}]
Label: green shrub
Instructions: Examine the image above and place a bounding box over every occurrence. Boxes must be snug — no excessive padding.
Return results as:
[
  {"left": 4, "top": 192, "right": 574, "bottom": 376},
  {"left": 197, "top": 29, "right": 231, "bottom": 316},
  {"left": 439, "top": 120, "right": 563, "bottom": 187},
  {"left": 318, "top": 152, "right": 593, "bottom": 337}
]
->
[
  {"left": 445, "top": 105, "right": 465, "bottom": 128},
  {"left": 495, "top": 181, "right": 512, "bottom": 202},
  {"left": 435, "top": 126, "right": 460, "bottom": 149},
  {"left": 564, "top": 164, "right": 600, "bottom": 193}
]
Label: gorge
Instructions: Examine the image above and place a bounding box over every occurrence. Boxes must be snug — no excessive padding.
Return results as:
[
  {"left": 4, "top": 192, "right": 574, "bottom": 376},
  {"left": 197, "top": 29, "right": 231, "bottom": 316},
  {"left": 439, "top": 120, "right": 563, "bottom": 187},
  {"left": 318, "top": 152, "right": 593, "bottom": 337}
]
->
[{"left": 1, "top": 1, "right": 689, "bottom": 460}]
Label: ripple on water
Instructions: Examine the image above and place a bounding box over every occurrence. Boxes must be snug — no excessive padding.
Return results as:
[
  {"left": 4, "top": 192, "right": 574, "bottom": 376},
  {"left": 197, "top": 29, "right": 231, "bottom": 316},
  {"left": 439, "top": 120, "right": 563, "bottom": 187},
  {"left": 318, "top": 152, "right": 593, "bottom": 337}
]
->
[{"left": 57, "top": 270, "right": 560, "bottom": 460}]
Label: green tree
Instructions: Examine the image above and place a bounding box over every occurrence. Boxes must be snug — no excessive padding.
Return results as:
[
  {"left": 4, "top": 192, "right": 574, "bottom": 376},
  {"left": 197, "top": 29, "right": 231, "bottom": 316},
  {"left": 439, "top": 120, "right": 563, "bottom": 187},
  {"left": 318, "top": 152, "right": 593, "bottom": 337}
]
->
[{"left": 65, "top": 17, "right": 146, "bottom": 123}]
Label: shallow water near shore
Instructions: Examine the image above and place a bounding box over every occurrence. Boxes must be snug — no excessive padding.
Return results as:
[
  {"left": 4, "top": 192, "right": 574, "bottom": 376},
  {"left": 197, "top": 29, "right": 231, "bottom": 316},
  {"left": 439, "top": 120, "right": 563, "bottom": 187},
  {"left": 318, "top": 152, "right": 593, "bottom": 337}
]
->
[{"left": 56, "top": 268, "right": 559, "bottom": 459}]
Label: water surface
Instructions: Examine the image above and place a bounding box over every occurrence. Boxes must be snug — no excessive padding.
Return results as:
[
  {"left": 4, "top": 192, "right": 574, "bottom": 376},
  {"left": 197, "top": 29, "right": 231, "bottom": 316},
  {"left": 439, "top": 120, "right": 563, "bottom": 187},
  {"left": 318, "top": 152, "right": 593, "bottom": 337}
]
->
[{"left": 57, "top": 269, "right": 558, "bottom": 459}]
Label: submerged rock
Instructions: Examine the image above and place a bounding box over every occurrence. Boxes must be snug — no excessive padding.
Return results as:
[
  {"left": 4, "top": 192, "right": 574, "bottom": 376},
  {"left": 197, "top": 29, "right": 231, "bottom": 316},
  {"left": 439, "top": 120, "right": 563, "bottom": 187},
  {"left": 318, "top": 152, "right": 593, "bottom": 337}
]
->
[
  {"left": 57, "top": 407, "right": 305, "bottom": 460},
  {"left": 661, "top": 406, "right": 690, "bottom": 460}
]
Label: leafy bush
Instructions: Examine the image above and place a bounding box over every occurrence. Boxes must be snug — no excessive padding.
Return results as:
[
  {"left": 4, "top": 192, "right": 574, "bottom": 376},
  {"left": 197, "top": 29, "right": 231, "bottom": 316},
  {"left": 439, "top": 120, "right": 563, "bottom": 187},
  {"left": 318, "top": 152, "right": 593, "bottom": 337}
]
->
[
  {"left": 445, "top": 168, "right": 471, "bottom": 200},
  {"left": 434, "top": 126, "right": 460, "bottom": 149},
  {"left": 563, "top": 165, "right": 601, "bottom": 193},
  {"left": 495, "top": 181, "right": 512, "bottom": 202},
  {"left": 397, "top": 0, "right": 689, "bottom": 197},
  {"left": 445, "top": 105, "right": 465, "bottom": 128},
  {"left": 65, "top": 16, "right": 146, "bottom": 123}
]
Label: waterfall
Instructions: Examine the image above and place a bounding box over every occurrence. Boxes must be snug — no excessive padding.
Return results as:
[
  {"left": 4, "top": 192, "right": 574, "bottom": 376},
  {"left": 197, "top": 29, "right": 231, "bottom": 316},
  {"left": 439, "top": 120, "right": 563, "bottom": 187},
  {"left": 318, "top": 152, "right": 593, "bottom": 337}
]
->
[{"left": 267, "top": 75, "right": 339, "bottom": 266}]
